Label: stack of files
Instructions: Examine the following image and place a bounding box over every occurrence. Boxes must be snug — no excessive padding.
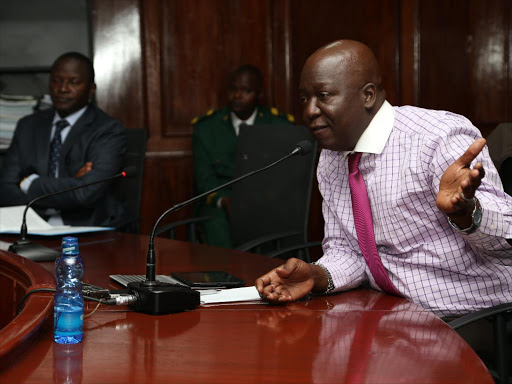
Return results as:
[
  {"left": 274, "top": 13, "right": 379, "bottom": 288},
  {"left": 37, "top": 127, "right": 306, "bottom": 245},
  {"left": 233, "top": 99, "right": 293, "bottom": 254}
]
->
[
  {"left": 0, "top": 94, "right": 38, "bottom": 150},
  {"left": 0, "top": 206, "right": 114, "bottom": 236}
]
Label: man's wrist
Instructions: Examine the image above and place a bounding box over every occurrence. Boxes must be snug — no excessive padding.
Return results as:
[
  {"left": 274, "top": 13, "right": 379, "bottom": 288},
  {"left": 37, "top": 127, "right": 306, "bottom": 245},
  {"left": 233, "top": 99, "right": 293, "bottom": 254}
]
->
[
  {"left": 311, "top": 262, "right": 334, "bottom": 293},
  {"left": 19, "top": 176, "right": 28, "bottom": 188},
  {"left": 19, "top": 174, "right": 39, "bottom": 193},
  {"left": 447, "top": 197, "right": 482, "bottom": 234}
]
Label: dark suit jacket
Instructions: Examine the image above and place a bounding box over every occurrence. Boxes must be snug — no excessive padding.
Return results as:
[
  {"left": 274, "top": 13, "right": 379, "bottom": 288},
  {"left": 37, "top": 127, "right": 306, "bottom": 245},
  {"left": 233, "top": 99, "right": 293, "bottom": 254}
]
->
[{"left": 0, "top": 105, "right": 127, "bottom": 226}]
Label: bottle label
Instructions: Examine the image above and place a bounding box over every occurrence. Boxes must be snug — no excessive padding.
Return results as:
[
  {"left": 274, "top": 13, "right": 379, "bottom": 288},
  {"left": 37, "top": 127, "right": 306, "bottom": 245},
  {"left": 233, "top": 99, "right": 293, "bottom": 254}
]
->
[{"left": 54, "top": 306, "right": 83, "bottom": 344}]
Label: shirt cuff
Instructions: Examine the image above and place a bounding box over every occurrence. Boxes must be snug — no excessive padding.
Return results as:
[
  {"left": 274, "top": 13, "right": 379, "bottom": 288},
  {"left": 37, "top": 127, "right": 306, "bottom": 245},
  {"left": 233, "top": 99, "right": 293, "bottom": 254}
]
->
[{"left": 20, "top": 174, "right": 39, "bottom": 193}]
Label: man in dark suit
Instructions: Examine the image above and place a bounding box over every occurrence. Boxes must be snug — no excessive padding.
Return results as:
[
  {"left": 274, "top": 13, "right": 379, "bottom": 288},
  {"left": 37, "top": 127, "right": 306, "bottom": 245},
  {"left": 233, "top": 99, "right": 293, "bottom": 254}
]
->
[{"left": 0, "top": 52, "right": 126, "bottom": 227}]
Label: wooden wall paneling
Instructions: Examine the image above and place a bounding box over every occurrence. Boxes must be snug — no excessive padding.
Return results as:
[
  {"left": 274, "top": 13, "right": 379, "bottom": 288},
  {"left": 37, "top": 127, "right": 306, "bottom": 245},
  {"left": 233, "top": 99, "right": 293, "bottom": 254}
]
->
[
  {"left": 399, "top": 0, "right": 419, "bottom": 106},
  {"left": 289, "top": 0, "right": 401, "bottom": 121},
  {"left": 90, "top": 0, "right": 145, "bottom": 129},
  {"left": 159, "top": 0, "right": 279, "bottom": 138},
  {"left": 140, "top": 0, "right": 163, "bottom": 149},
  {"left": 418, "top": 0, "right": 510, "bottom": 137},
  {"left": 509, "top": 0, "right": 512, "bottom": 126},
  {"left": 138, "top": 0, "right": 194, "bottom": 234},
  {"left": 140, "top": 0, "right": 192, "bottom": 153},
  {"left": 271, "top": 0, "right": 294, "bottom": 115},
  {"left": 140, "top": 156, "right": 195, "bottom": 235}
]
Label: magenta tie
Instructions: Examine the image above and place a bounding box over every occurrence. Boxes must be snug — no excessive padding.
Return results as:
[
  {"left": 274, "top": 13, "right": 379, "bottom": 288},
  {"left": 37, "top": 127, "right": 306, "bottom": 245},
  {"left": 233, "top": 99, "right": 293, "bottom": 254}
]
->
[{"left": 348, "top": 152, "right": 401, "bottom": 296}]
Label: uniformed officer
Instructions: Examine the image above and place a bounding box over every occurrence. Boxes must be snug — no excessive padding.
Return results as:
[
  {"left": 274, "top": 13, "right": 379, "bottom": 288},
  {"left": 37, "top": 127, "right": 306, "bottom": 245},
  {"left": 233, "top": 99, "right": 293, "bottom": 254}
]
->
[{"left": 192, "top": 65, "right": 293, "bottom": 248}]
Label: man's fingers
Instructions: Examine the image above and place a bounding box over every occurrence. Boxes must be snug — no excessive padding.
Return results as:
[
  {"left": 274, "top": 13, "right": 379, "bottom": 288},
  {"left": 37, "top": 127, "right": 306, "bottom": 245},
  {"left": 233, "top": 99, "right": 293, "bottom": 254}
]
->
[
  {"left": 276, "top": 258, "right": 300, "bottom": 278},
  {"left": 276, "top": 287, "right": 293, "bottom": 301},
  {"left": 459, "top": 163, "right": 486, "bottom": 201},
  {"left": 255, "top": 274, "right": 272, "bottom": 293},
  {"left": 471, "top": 163, "right": 485, "bottom": 184},
  {"left": 455, "top": 138, "right": 486, "bottom": 168}
]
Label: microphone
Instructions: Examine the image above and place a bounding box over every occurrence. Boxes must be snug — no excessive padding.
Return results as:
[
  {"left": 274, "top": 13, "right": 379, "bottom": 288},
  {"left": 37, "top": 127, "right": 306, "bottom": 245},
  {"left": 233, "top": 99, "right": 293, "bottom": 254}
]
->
[
  {"left": 126, "top": 141, "right": 313, "bottom": 315},
  {"left": 8, "top": 166, "right": 136, "bottom": 262}
]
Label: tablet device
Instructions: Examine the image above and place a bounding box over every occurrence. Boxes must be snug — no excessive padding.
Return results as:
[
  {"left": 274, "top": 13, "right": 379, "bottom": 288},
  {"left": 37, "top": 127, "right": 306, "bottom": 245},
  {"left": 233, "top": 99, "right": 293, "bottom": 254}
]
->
[{"left": 170, "top": 271, "right": 245, "bottom": 288}]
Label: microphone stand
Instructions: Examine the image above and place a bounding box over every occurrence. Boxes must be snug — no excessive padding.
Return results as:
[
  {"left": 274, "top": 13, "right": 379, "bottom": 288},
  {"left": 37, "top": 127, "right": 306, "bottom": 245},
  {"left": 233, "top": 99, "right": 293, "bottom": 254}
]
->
[
  {"left": 125, "top": 141, "right": 312, "bottom": 315},
  {"left": 8, "top": 169, "right": 133, "bottom": 262}
]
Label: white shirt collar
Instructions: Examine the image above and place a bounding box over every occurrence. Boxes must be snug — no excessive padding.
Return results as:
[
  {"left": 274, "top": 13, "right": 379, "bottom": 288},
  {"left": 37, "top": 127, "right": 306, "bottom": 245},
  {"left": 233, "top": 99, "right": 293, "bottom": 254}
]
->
[
  {"left": 230, "top": 107, "right": 258, "bottom": 136},
  {"left": 352, "top": 100, "right": 394, "bottom": 155},
  {"left": 53, "top": 105, "right": 88, "bottom": 127}
]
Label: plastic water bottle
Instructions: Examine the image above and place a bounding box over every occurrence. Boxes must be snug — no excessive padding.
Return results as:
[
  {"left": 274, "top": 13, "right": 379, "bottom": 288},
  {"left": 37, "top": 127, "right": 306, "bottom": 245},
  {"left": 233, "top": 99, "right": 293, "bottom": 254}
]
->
[{"left": 54, "top": 236, "right": 84, "bottom": 344}]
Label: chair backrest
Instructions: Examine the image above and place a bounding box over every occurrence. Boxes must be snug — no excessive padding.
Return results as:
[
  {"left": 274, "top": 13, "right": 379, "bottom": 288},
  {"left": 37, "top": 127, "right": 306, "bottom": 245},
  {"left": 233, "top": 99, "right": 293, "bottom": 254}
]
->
[
  {"left": 229, "top": 124, "right": 317, "bottom": 251},
  {"left": 486, "top": 122, "right": 512, "bottom": 196},
  {"left": 115, "top": 128, "right": 147, "bottom": 233}
]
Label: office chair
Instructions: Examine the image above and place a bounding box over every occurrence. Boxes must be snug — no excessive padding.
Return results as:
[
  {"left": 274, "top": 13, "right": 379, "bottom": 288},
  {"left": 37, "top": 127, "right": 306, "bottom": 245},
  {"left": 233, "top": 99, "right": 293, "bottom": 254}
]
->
[
  {"left": 486, "top": 122, "right": 512, "bottom": 196},
  {"left": 229, "top": 124, "right": 318, "bottom": 261},
  {"left": 115, "top": 128, "right": 147, "bottom": 233},
  {"left": 156, "top": 124, "right": 318, "bottom": 261},
  {"left": 265, "top": 241, "right": 322, "bottom": 261},
  {"left": 448, "top": 305, "right": 512, "bottom": 384},
  {"left": 499, "top": 157, "right": 512, "bottom": 196}
]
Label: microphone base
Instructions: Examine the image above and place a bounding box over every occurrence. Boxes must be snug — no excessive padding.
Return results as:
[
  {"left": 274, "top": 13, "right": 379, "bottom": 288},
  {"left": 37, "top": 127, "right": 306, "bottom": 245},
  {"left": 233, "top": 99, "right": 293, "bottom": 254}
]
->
[
  {"left": 8, "top": 240, "right": 59, "bottom": 262},
  {"left": 127, "top": 281, "right": 200, "bottom": 315}
]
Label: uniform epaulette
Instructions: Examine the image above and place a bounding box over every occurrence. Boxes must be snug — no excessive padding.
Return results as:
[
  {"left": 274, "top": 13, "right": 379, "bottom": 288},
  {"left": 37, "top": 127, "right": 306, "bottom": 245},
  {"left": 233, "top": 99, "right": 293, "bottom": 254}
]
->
[
  {"left": 268, "top": 106, "right": 295, "bottom": 123},
  {"left": 190, "top": 108, "right": 217, "bottom": 125}
]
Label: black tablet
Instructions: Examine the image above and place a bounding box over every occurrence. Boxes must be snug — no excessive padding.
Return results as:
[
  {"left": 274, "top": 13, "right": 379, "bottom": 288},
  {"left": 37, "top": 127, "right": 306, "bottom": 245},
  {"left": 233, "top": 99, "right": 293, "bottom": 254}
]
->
[{"left": 170, "top": 271, "right": 245, "bottom": 288}]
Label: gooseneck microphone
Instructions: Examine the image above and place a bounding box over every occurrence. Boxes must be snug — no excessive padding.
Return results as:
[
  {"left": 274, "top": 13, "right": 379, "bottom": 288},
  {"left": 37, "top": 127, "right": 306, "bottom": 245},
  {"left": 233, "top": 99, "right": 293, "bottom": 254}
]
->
[
  {"left": 8, "top": 166, "right": 136, "bottom": 262},
  {"left": 126, "top": 141, "right": 313, "bottom": 315}
]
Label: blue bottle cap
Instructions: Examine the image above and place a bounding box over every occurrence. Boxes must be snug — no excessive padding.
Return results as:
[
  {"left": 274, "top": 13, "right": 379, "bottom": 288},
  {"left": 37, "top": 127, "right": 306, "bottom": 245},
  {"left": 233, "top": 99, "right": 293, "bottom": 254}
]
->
[{"left": 62, "top": 237, "right": 79, "bottom": 255}]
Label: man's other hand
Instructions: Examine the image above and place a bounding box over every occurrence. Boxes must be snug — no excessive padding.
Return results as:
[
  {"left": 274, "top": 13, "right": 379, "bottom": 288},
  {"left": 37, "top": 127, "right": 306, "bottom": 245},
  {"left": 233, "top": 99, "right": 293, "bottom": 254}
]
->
[
  {"left": 436, "top": 138, "right": 486, "bottom": 228},
  {"left": 255, "top": 258, "right": 327, "bottom": 304},
  {"left": 74, "top": 162, "right": 93, "bottom": 178}
]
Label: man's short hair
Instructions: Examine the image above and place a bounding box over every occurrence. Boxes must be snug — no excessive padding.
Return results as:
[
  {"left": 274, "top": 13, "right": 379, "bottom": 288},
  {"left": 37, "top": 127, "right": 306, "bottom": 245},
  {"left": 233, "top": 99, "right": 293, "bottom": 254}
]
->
[
  {"left": 51, "top": 52, "right": 95, "bottom": 84},
  {"left": 232, "top": 64, "right": 263, "bottom": 91}
]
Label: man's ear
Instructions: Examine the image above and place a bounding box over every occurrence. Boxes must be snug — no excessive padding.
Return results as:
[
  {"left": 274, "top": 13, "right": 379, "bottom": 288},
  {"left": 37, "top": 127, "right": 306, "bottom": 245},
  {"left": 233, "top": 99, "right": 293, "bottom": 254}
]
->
[
  {"left": 362, "top": 83, "right": 376, "bottom": 109},
  {"left": 88, "top": 83, "right": 97, "bottom": 102},
  {"left": 257, "top": 89, "right": 264, "bottom": 103}
]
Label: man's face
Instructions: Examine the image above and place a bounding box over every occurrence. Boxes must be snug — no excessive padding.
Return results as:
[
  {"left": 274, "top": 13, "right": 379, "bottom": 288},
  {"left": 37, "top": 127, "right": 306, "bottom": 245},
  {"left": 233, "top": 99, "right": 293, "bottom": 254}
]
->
[
  {"left": 228, "top": 72, "right": 260, "bottom": 120},
  {"left": 299, "top": 55, "right": 368, "bottom": 152},
  {"left": 49, "top": 58, "right": 96, "bottom": 118}
]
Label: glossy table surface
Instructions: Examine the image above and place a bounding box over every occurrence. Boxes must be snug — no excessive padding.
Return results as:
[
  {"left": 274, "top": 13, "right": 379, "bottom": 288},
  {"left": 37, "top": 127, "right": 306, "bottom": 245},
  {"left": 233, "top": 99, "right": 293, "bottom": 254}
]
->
[{"left": 0, "top": 232, "right": 492, "bottom": 383}]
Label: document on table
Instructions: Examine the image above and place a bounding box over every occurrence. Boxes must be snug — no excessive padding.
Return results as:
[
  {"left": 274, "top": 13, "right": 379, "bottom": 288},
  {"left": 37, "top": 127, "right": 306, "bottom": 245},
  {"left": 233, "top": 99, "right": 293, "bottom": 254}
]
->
[
  {"left": 0, "top": 206, "right": 114, "bottom": 236},
  {"left": 200, "top": 286, "right": 263, "bottom": 305}
]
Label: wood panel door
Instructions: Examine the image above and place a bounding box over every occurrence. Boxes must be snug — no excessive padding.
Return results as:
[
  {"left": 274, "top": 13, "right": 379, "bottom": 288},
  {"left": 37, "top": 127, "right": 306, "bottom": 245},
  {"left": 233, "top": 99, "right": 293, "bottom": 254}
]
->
[{"left": 417, "top": 0, "right": 512, "bottom": 137}]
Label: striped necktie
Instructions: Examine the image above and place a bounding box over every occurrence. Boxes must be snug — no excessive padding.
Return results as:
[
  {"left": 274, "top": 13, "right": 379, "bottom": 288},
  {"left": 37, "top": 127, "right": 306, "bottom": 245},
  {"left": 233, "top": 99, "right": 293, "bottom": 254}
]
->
[
  {"left": 48, "top": 119, "right": 69, "bottom": 177},
  {"left": 348, "top": 152, "right": 401, "bottom": 296}
]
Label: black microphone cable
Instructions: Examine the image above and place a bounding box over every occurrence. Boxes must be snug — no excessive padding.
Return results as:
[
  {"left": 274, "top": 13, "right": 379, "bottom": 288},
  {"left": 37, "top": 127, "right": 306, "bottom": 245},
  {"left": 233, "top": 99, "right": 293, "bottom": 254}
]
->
[{"left": 16, "top": 288, "right": 120, "bottom": 315}]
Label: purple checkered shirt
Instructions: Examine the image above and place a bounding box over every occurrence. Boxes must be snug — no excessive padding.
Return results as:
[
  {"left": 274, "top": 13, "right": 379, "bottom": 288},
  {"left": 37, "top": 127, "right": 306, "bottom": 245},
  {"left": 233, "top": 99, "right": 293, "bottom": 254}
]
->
[{"left": 317, "top": 102, "right": 512, "bottom": 317}]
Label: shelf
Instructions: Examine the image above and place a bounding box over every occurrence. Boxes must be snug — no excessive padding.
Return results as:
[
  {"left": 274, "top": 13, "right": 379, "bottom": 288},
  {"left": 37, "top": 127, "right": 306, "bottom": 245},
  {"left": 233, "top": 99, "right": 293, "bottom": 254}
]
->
[{"left": 0, "top": 66, "right": 51, "bottom": 74}]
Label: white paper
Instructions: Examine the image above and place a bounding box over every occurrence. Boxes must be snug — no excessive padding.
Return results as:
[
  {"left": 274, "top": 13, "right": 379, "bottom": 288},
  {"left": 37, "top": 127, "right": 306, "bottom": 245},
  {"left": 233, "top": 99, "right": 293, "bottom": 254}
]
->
[
  {"left": 0, "top": 206, "right": 53, "bottom": 231},
  {"left": 0, "top": 205, "right": 114, "bottom": 236},
  {"left": 200, "top": 286, "right": 262, "bottom": 305}
]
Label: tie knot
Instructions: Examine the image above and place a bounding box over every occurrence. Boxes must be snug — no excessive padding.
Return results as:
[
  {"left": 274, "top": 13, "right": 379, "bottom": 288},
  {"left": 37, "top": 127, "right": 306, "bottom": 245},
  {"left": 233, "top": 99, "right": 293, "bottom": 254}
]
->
[
  {"left": 348, "top": 152, "right": 362, "bottom": 173},
  {"left": 55, "top": 119, "right": 69, "bottom": 132}
]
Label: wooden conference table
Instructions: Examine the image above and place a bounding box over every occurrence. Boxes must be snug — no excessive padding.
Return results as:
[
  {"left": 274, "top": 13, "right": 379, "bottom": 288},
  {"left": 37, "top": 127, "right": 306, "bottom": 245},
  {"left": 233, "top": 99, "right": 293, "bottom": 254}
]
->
[{"left": 0, "top": 232, "right": 492, "bottom": 383}]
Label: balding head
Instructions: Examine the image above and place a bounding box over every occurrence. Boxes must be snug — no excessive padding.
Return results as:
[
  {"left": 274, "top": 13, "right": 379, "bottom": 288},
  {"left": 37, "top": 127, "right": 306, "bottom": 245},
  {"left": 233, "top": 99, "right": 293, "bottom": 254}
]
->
[
  {"left": 299, "top": 40, "right": 386, "bottom": 152},
  {"left": 311, "top": 40, "right": 383, "bottom": 92}
]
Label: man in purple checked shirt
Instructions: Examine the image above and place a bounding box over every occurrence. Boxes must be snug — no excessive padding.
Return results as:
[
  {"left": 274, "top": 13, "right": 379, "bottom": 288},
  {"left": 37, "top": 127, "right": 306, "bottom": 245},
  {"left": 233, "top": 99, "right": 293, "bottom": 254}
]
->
[{"left": 256, "top": 40, "right": 512, "bottom": 318}]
